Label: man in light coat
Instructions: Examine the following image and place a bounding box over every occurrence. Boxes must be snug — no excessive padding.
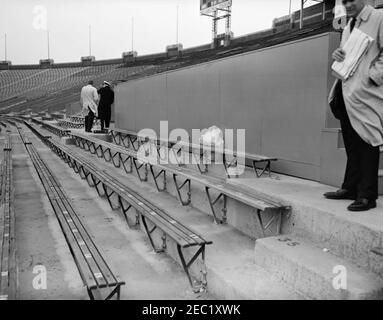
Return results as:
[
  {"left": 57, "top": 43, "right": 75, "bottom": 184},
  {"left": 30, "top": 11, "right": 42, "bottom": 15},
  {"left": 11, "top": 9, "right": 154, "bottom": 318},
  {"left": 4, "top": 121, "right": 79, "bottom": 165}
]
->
[
  {"left": 80, "top": 80, "right": 99, "bottom": 132},
  {"left": 325, "top": 0, "right": 383, "bottom": 211}
]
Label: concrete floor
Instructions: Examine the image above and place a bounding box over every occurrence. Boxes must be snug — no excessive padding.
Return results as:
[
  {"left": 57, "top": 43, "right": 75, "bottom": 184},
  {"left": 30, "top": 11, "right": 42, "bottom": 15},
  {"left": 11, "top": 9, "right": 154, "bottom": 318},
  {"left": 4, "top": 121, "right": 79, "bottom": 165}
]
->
[{"left": 2, "top": 126, "right": 213, "bottom": 300}]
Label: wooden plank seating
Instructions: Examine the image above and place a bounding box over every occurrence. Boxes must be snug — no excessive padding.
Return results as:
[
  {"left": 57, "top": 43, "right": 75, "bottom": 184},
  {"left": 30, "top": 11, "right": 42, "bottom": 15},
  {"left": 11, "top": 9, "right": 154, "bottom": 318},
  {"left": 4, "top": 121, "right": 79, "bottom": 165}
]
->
[
  {"left": 69, "top": 131, "right": 289, "bottom": 233},
  {"left": 0, "top": 134, "right": 17, "bottom": 300},
  {"left": 31, "top": 118, "right": 70, "bottom": 137},
  {"left": 69, "top": 115, "right": 85, "bottom": 124},
  {"left": 56, "top": 119, "right": 84, "bottom": 129},
  {"left": 371, "top": 247, "right": 383, "bottom": 257},
  {"left": 43, "top": 122, "right": 69, "bottom": 138},
  {"left": 16, "top": 125, "right": 125, "bottom": 300},
  {"left": 110, "top": 128, "right": 278, "bottom": 178},
  {"left": 25, "top": 122, "right": 212, "bottom": 292}
]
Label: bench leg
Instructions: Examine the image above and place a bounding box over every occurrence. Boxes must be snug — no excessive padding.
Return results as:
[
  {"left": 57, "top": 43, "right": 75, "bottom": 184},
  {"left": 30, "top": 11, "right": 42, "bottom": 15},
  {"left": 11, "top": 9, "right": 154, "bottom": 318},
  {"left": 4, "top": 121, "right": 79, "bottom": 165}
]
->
[
  {"left": 102, "top": 184, "right": 120, "bottom": 210},
  {"left": 150, "top": 166, "right": 166, "bottom": 192},
  {"left": 141, "top": 216, "right": 166, "bottom": 253},
  {"left": 121, "top": 155, "right": 133, "bottom": 174},
  {"left": 111, "top": 131, "right": 121, "bottom": 145},
  {"left": 223, "top": 154, "right": 239, "bottom": 179},
  {"left": 102, "top": 147, "right": 113, "bottom": 163},
  {"left": 205, "top": 187, "right": 227, "bottom": 224},
  {"left": 193, "top": 152, "right": 208, "bottom": 174},
  {"left": 173, "top": 174, "right": 191, "bottom": 206},
  {"left": 256, "top": 209, "right": 284, "bottom": 237},
  {"left": 252, "top": 160, "right": 272, "bottom": 178},
  {"left": 177, "top": 244, "right": 208, "bottom": 293},
  {"left": 94, "top": 145, "right": 103, "bottom": 158},
  {"left": 105, "top": 284, "right": 122, "bottom": 300},
  {"left": 91, "top": 174, "right": 106, "bottom": 197},
  {"left": 83, "top": 168, "right": 95, "bottom": 187},
  {"left": 156, "top": 145, "right": 168, "bottom": 162},
  {"left": 117, "top": 195, "right": 139, "bottom": 227},
  {"left": 133, "top": 158, "right": 148, "bottom": 182},
  {"left": 87, "top": 288, "right": 95, "bottom": 300},
  {"left": 129, "top": 135, "right": 138, "bottom": 151},
  {"left": 88, "top": 142, "right": 96, "bottom": 155},
  {"left": 111, "top": 152, "right": 121, "bottom": 168}
]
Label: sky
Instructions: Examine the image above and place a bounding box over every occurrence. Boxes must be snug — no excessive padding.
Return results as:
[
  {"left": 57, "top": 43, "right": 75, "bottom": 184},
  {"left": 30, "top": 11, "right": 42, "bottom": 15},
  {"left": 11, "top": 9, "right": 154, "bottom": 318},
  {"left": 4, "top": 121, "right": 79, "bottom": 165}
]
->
[{"left": 0, "top": 0, "right": 320, "bottom": 65}]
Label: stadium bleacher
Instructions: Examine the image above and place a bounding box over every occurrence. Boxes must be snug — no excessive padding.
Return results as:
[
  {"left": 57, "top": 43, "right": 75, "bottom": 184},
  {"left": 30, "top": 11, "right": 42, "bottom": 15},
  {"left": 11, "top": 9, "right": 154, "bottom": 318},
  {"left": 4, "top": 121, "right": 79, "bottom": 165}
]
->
[{"left": 2, "top": 1, "right": 383, "bottom": 301}]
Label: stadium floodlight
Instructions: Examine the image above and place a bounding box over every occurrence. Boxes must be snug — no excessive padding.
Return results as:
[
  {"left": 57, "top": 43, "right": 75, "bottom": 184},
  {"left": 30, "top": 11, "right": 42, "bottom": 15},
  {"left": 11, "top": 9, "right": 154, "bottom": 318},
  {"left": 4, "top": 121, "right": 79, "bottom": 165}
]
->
[
  {"left": 47, "top": 30, "right": 50, "bottom": 60},
  {"left": 4, "top": 33, "right": 6, "bottom": 61},
  {"left": 89, "top": 25, "right": 92, "bottom": 56},
  {"left": 200, "top": 0, "right": 233, "bottom": 48},
  {"left": 131, "top": 17, "right": 134, "bottom": 52}
]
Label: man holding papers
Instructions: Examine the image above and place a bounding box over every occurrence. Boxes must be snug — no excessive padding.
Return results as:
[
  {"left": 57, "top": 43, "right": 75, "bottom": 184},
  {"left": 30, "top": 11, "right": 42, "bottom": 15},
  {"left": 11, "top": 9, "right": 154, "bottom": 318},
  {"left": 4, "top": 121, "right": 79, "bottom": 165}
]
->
[{"left": 325, "top": 0, "right": 383, "bottom": 211}]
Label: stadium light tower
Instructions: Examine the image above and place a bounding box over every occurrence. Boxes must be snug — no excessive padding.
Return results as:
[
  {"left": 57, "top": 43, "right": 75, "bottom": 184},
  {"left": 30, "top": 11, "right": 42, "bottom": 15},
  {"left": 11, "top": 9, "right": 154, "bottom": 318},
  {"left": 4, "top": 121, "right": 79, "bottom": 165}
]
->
[
  {"left": 89, "top": 25, "right": 92, "bottom": 56},
  {"left": 200, "top": 0, "right": 233, "bottom": 48},
  {"left": 299, "top": 0, "right": 326, "bottom": 29},
  {"left": 4, "top": 33, "right": 7, "bottom": 61},
  {"left": 47, "top": 30, "right": 50, "bottom": 60},
  {"left": 176, "top": 4, "right": 179, "bottom": 44},
  {"left": 131, "top": 17, "right": 134, "bottom": 52}
]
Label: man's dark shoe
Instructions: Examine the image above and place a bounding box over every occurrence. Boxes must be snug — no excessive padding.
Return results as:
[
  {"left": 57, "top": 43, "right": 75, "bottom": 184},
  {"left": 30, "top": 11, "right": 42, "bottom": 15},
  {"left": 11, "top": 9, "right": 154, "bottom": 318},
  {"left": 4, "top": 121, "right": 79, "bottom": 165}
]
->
[
  {"left": 323, "top": 189, "right": 356, "bottom": 200},
  {"left": 347, "top": 198, "right": 377, "bottom": 212}
]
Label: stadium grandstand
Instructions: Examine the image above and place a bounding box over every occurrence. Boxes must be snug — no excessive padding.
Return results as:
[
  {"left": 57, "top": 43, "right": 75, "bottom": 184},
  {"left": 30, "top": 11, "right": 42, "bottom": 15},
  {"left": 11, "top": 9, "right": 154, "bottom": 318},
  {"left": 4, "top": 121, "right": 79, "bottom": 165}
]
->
[{"left": 1, "top": 0, "right": 383, "bottom": 302}]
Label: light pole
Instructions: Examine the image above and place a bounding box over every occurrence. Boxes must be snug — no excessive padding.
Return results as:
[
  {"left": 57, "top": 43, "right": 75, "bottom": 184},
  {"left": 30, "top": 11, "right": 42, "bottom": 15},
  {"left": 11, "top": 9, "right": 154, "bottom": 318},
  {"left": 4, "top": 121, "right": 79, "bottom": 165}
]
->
[
  {"left": 4, "top": 33, "right": 7, "bottom": 61},
  {"left": 176, "top": 4, "right": 179, "bottom": 44},
  {"left": 89, "top": 25, "right": 92, "bottom": 56},
  {"left": 47, "top": 30, "right": 50, "bottom": 60},
  {"left": 131, "top": 17, "right": 134, "bottom": 52}
]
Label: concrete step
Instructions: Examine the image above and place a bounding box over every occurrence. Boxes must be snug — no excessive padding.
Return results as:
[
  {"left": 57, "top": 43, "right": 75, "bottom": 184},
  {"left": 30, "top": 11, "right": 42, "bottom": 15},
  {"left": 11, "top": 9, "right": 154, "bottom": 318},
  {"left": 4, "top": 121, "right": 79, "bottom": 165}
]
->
[
  {"left": 228, "top": 177, "right": 383, "bottom": 278},
  {"left": 32, "top": 127, "right": 303, "bottom": 300},
  {"left": 254, "top": 235, "right": 383, "bottom": 300}
]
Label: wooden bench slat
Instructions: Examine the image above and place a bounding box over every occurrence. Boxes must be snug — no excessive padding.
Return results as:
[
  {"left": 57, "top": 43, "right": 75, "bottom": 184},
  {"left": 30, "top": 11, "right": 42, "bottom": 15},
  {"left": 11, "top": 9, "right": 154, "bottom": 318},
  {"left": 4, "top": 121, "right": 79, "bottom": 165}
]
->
[
  {"left": 55, "top": 132, "right": 210, "bottom": 248},
  {"left": 61, "top": 146, "right": 199, "bottom": 248},
  {"left": 28, "top": 145, "right": 113, "bottom": 288},
  {"left": 73, "top": 132, "right": 284, "bottom": 211},
  {"left": 17, "top": 129, "right": 124, "bottom": 296}
]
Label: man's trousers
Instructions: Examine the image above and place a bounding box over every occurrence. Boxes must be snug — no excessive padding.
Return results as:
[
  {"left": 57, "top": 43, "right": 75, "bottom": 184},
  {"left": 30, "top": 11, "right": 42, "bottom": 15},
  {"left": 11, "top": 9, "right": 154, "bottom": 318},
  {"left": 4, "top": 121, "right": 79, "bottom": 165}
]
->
[
  {"left": 84, "top": 108, "right": 95, "bottom": 132},
  {"left": 338, "top": 89, "right": 380, "bottom": 200}
]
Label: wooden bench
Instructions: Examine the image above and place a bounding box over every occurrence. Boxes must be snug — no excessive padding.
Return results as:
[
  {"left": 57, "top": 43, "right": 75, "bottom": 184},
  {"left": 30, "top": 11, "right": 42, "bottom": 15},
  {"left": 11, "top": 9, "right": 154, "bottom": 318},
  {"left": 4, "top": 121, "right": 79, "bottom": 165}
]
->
[
  {"left": 70, "top": 131, "right": 289, "bottom": 234},
  {"left": 43, "top": 122, "right": 70, "bottom": 138},
  {"left": 17, "top": 125, "right": 125, "bottom": 300},
  {"left": 57, "top": 119, "right": 84, "bottom": 129},
  {"left": 371, "top": 247, "right": 383, "bottom": 257},
  {"left": 0, "top": 135, "right": 16, "bottom": 300},
  {"left": 27, "top": 123, "right": 212, "bottom": 292},
  {"left": 110, "top": 128, "right": 278, "bottom": 178},
  {"left": 31, "top": 118, "right": 70, "bottom": 137},
  {"left": 69, "top": 115, "right": 85, "bottom": 124}
]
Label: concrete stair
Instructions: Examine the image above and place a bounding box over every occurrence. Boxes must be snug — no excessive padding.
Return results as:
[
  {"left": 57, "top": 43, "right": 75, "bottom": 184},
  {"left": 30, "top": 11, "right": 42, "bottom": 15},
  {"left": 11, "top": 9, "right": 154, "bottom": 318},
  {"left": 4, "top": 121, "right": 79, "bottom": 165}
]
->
[
  {"left": 228, "top": 177, "right": 383, "bottom": 279},
  {"left": 254, "top": 235, "right": 383, "bottom": 300}
]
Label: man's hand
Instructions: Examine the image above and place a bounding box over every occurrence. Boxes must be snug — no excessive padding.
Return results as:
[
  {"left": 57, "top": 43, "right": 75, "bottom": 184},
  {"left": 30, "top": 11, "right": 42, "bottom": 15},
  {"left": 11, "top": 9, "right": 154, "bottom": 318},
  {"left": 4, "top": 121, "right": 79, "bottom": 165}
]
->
[{"left": 332, "top": 48, "right": 346, "bottom": 62}]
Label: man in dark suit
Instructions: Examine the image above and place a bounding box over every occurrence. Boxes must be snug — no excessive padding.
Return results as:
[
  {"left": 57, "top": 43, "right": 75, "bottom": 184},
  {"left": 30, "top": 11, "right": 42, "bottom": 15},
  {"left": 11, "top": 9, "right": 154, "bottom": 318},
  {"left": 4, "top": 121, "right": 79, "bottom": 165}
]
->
[{"left": 97, "top": 81, "right": 115, "bottom": 132}]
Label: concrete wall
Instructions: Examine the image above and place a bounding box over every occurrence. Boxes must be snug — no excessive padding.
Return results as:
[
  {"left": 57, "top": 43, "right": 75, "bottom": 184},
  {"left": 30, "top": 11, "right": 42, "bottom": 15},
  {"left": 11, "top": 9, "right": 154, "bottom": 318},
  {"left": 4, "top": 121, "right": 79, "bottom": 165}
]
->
[{"left": 115, "top": 32, "right": 341, "bottom": 181}]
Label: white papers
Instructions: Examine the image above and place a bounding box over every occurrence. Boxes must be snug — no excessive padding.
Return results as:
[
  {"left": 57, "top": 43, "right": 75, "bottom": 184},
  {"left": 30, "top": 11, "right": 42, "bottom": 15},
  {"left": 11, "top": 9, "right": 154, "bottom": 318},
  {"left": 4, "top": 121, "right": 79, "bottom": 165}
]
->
[{"left": 332, "top": 28, "right": 374, "bottom": 80}]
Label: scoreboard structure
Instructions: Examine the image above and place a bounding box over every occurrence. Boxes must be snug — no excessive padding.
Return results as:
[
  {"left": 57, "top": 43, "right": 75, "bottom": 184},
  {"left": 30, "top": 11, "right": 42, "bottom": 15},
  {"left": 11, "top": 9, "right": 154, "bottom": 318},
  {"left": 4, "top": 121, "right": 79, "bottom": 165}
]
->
[
  {"left": 200, "top": 0, "right": 233, "bottom": 48},
  {"left": 200, "top": 0, "right": 232, "bottom": 14}
]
